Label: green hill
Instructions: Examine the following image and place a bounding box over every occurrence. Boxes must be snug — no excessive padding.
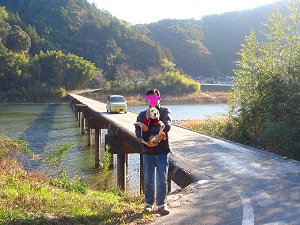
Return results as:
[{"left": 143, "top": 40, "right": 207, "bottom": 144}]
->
[
  {"left": 146, "top": 19, "right": 219, "bottom": 79},
  {"left": 146, "top": 1, "right": 287, "bottom": 79},
  {"left": 0, "top": 0, "right": 169, "bottom": 80},
  {"left": 0, "top": 0, "right": 287, "bottom": 82}
]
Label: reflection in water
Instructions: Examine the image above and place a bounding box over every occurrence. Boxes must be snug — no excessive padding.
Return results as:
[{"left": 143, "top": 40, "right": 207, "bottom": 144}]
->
[
  {"left": 0, "top": 103, "right": 226, "bottom": 193},
  {"left": 0, "top": 104, "right": 100, "bottom": 178}
]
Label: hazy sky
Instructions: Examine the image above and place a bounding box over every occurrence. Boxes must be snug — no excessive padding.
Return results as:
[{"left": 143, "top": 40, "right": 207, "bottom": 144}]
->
[{"left": 87, "top": 0, "right": 283, "bottom": 24}]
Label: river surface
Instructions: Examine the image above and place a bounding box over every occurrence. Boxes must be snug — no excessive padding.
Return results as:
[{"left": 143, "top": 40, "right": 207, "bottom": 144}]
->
[
  {"left": 128, "top": 104, "right": 227, "bottom": 120},
  {"left": 0, "top": 103, "right": 227, "bottom": 192}
]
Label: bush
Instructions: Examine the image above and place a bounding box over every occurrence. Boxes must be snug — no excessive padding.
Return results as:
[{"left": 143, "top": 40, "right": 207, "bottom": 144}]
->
[
  {"left": 1, "top": 86, "right": 67, "bottom": 102},
  {"left": 228, "top": 2, "right": 300, "bottom": 159},
  {"left": 147, "top": 71, "right": 200, "bottom": 95}
]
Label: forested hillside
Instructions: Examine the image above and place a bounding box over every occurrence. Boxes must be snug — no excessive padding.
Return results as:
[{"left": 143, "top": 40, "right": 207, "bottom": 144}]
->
[
  {"left": 0, "top": 0, "right": 170, "bottom": 80},
  {"left": 201, "top": 1, "right": 287, "bottom": 77},
  {"left": 146, "top": 0, "right": 287, "bottom": 79},
  {"left": 146, "top": 19, "right": 219, "bottom": 79},
  {"left": 0, "top": 0, "right": 288, "bottom": 101}
]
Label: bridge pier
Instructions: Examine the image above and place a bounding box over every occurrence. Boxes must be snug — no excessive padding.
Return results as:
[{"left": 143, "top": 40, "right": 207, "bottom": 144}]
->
[
  {"left": 75, "top": 104, "right": 87, "bottom": 128},
  {"left": 80, "top": 105, "right": 88, "bottom": 134},
  {"left": 95, "top": 128, "right": 101, "bottom": 168},
  {"left": 110, "top": 150, "right": 114, "bottom": 168},
  {"left": 78, "top": 111, "right": 81, "bottom": 127},
  {"left": 107, "top": 127, "right": 114, "bottom": 168},
  {"left": 69, "top": 97, "right": 75, "bottom": 111},
  {"left": 87, "top": 124, "right": 92, "bottom": 146},
  {"left": 140, "top": 154, "right": 144, "bottom": 194},
  {"left": 105, "top": 134, "right": 129, "bottom": 191},
  {"left": 87, "top": 127, "right": 92, "bottom": 146},
  {"left": 168, "top": 168, "right": 171, "bottom": 193},
  {"left": 117, "top": 151, "right": 126, "bottom": 191},
  {"left": 88, "top": 117, "right": 106, "bottom": 168},
  {"left": 81, "top": 116, "right": 85, "bottom": 134},
  {"left": 75, "top": 106, "right": 78, "bottom": 121}
]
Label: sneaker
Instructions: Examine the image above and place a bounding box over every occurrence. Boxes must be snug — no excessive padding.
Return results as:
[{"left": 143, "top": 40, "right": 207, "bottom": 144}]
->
[
  {"left": 143, "top": 204, "right": 153, "bottom": 212},
  {"left": 157, "top": 205, "right": 170, "bottom": 215}
]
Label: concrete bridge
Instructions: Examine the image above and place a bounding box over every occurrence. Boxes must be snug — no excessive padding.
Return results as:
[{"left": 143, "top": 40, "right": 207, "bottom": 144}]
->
[
  {"left": 69, "top": 93, "right": 193, "bottom": 191},
  {"left": 69, "top": 93, "right": 300, "bottom": 225}
]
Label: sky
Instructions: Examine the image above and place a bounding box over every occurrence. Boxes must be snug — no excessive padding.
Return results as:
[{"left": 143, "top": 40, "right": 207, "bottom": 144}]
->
[{"left": 87, "top": 0, "right": 283, "bottom": 24}]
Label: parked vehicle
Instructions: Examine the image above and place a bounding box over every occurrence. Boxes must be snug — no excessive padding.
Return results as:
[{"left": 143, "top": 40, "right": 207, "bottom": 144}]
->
[{"left": 106, "top": 95, "right": 128, "bottom": 113}]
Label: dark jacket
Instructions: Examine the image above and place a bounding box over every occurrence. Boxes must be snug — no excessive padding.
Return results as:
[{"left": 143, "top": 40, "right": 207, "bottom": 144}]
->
[{"left": 135, "top": 106, "right": 172, "bottom": 154}]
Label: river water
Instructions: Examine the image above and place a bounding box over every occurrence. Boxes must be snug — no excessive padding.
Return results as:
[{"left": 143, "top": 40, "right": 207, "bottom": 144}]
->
[
  {"left": 0, "top": 103, "right": 227, "bottom": 192},
  {"left": 128, "top": 104, "right": 227, "bottom": 120}
]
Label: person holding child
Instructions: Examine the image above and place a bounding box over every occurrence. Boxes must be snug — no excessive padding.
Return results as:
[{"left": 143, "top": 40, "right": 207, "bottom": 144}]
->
[{"left": 134, "top": 89, "right": 172, "bottom": 214}]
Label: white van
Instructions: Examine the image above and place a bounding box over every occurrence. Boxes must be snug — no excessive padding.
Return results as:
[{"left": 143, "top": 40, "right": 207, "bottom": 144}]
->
[{"left": 106, "top": 95, "right": 128, "bottom": 113}]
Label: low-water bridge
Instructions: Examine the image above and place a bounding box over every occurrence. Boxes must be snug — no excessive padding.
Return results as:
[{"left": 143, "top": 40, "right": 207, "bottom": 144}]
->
[
  {"left": 69, "top": 93, "right": 300, "bottom": 225},
  {"left": 69, "top": 93, "right": 192, "bottom": 192}
]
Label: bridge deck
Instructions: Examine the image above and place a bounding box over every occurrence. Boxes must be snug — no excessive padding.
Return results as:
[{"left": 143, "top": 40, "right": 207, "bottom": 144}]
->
[{"left": 69, "top": 93, "right": 300, "bottom": 181}]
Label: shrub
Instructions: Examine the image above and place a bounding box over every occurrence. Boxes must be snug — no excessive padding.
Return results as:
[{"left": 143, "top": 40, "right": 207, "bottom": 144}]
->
[{"left": 147, "top": 71, "right": 200, "bottom": 95}]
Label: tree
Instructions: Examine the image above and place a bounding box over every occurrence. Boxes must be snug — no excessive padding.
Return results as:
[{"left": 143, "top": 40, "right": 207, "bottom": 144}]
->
[
  {"left": 0, "top": 51, "right": 28, "bottom": 91},
  {"left": 4, "top": 25, "right": 31, "bottom": 53},
  {"left": 115, "top": 63, "right": 145, "bottom": 84},
  {"left": 27, "top": 50, "right": 100, "bottom": 90},
  {"left": 232, "top": 1, "right": 300, "bottom": 156},
  {"left": 147, "top": 71, "right": 200, "bottom": 95},
  {"left": 0, "top": 7, "right": 10, "bottom": 42},
  {"left": 0, "top": 7, "right": 8, "bottom": 21},
  {"left": 161, "top": 58, "right": 176, "bottom": 72},
  {"left": 115, "top": 63, "right": 130, "bottom": 82},
  {"left": 26, "top": 25, "right": 42, "bottom": 54}
]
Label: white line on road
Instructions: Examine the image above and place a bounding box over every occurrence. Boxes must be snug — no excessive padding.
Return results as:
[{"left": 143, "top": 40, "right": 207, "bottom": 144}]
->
[
  {"left": 196, "top": 181, "right": 254, "bottom": 224},
  {"left": 238, "top": 190, "right": 254, "bottom": 225}
]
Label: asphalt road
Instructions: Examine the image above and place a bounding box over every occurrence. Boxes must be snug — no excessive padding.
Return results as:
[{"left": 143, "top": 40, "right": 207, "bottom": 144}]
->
[{"left": 151, "top": 127, "right": 300, "bottom": 225}]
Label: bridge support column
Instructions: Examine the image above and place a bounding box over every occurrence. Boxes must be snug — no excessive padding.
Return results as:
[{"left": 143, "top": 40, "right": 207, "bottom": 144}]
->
[
  {"left": 85, "top": 117, "right": 88, "bottom": 130},
  {"left": 75, "top": 107, "right": 78, "bottom": 121},
  {"left": 107, "top": 128, "right": 114, "bottom": 167},
  {"left": 109, "top": 147, "right": 114, "bottom": 168},
  {"left": 95, "top": 128, "right": 101, "bottom": 168},
  {"left": 76, "top": 104, "right": 87, "bottom": 127},
  {"left": 140, "top": 154, "right": 144, "bottom": 194},
  {"left": 69, "top": 98, "right": 74, "bottom": 111},
  {"left": 87, "top": 127, "right": 92, "bottom": 146},
  {"left": 110, "top": 153, "right": 114, "bottom": 167},
  {"left": 81, "top": 116, "right": 85, "bottom": 134},
  {"left": 117, "top": 151, "right": 126, "bottom": 191},
  {"left": 126, "top": 154, "right": 128, "bottom": 167},
  {"left": 78, "top": 111, "right": 81, "bottom": 127},
  {"left": 168, "top": 166, "right": 171, "bottom": 193},
  {"left": 104, "top": 137, "right": 114, "bottom": 168},
  {"left": 87, "top": 117, "right": 96, "bottom": 147}
]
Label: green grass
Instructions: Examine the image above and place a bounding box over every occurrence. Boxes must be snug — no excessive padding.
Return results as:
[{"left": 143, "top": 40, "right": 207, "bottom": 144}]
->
[
  {"left": 181, "top": 117, "right": 230, "bottom": 137},
  {"left": 0, "top": 138, "right": 151, "bottom": 225},
  {"left": 180, "top": 116, "right": 300, "bottom": 160}
]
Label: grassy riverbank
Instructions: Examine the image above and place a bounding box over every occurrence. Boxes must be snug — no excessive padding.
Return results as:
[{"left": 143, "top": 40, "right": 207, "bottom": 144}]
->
[
  {"left": 0, "top": 138, "right": 152, "bottom": 224},
  {"left": 1, "top": 90, "right": 230, "bottom": 106},
  {"left": 127, "top": 92, "right": 229, "bottom": 105},
  {"left": 179, "top": 118, "right": 229, "bottom": 137},
  {"left": 178, "top": 117, "right": 299, "bottom": 160}
]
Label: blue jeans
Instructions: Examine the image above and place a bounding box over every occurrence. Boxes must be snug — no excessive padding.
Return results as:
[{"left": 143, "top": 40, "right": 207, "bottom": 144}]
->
[{"left": 143, "top": 152, "right": 169, "bottom": 206}]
